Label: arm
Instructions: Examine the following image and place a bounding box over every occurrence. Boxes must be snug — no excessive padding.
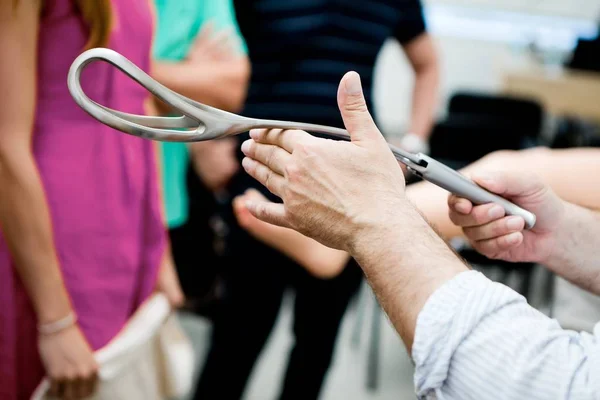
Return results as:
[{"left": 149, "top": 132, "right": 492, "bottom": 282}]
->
[
  {"left": 233, "top": 147, "right": 600, "bottom": 278},
  {"left": 412, "top": 270, "right": 599, "bottom": 399},
  {"left": 0, "top": 0, "right": 72, "bottom": 326},
  {"left": 152, "top": 57, "right": 250, "bottom": 113},
  {"left": 233, "top": 190, "right": 350, "bottom": 278},
  {"left": 350, "top": 202, "right": 467, "bottom": 351},
  {"left": 402, "top": 33, "right": 439, "bottom": 141},
  {"left": 241, "top": 71, "right": 600, "bottom": 400},
  {"left": 545, "top": 202, "right": 600, "bottom": 294},
  {"left": 0, "top": 3, "right": 97, "bottom": 396}
]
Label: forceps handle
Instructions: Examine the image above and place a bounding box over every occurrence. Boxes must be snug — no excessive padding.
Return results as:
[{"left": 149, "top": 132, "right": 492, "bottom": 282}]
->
[
  {"left": 251, "top": 121, "right": 536, "bottom": 229},
  {"left": 414, "top": 155, "right": 536, "bottom": 229}
]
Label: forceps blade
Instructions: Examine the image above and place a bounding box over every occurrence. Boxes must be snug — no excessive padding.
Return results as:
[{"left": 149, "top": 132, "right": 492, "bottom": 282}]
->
[{"left": 68, "top": 48, "right": 421, "bottom": 164}]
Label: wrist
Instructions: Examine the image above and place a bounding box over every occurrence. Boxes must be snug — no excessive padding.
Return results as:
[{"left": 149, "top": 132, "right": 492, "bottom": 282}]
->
[
  {"left": 543, "top": 201, "right": 585, "bottom": 268},
  {"left": 38, "top": 311, "right": 77, "bottom": 336},
  {"left": 347, "top": 198, "right": 422, "bottom": 259}
]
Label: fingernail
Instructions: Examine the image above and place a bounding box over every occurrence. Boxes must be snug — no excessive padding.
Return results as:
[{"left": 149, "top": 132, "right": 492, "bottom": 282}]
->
[
  {"left": 345, "top": 71, "right": 362, "bottom": 94},
  {"left": 488, "top": 205, "right": 504, "bottom": 219},
  {"left": 506, "top": 232, "right": 521, "bottom": 245},
  {"left": 506, "top": 216, "right": 524, "bottom": 231},
  {"left": 241, "top": 140, "right": 251, "bottom": 154},
  {"left": 242, "top": 157, "right": 253, "bottom": 171}
]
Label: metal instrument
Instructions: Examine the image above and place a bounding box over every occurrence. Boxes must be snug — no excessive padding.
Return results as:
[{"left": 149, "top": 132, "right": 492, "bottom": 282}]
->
[{"left": 68, "top": 48, "right": 536, "bottom": 228}]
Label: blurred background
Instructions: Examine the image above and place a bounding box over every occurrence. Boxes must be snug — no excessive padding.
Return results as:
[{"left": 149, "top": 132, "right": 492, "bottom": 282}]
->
[
  {"left": 176, "top": 1, "right": 600, "bottom": 399},
  {"left": 3, "top": 0, "right": 600, "bottom": 399}
]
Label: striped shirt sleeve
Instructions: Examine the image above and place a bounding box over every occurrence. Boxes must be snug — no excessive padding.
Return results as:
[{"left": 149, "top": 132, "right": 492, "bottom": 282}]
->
[{"left": 412, "top": 270, "right": 600, "bottom": 400}]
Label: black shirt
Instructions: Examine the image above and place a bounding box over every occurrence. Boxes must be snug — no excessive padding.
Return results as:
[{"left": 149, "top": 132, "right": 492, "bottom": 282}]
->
[{"left": 231, "top": 0, "right": 427, "bottom": 196}]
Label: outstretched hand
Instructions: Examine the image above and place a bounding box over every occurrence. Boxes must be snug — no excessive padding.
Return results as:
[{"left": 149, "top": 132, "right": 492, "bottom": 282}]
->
[{"left": 240, "top": 71, "right": 407, "bottom": 252}]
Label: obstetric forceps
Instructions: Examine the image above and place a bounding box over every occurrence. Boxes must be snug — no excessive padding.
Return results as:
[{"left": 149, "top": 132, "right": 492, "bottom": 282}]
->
[{"left": 67, "top": 48, "right": 536, "bottom": 229}]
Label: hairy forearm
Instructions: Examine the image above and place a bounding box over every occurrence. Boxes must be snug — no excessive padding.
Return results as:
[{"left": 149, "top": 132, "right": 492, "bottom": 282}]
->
[
  {"left": 152, "top": 58, "right": 249, "bottom": 112},
  {"left": 350, "top": 200, "right": 468, "bottom": 351},
  {"left": 546, "top": 202, "right": 600, "bottom": 294},
  {"left": 0, "top": 150, "right": 72, "bottom": 323}
]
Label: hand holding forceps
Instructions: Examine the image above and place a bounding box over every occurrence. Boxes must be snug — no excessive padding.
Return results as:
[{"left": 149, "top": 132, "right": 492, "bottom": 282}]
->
[{"left": 67, "top": 48, "right": 536, "bottom": 229}]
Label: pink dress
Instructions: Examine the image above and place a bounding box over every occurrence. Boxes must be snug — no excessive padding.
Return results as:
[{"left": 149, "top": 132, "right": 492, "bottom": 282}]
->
[{"left": 0, "top": 1, "right": 166, "bottom": 398}]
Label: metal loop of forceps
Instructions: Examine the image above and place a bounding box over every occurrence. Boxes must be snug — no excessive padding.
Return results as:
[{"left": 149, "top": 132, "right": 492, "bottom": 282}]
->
[{"left": 67, "top": 48, "right": 536, "bottom": 229}]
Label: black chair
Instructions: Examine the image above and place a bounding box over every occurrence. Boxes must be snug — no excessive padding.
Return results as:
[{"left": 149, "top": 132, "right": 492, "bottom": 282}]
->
[
  {"left": 429, "top": 92, "right": 544, "bottom": 165},
  {"left": 567, "top": 36, "right": 600, "bottom": 74}
]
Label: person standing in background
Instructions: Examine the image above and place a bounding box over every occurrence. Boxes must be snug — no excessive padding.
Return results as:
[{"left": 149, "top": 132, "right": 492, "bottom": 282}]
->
[
  {"left": 151, "top": 0, "right": 250, "bottom": 303},
  {"left": 0, "top": 1, "right": 183, "bottom": 399},
  {"left": 195, "top": 1, "right": 439, "bottom": 399}
]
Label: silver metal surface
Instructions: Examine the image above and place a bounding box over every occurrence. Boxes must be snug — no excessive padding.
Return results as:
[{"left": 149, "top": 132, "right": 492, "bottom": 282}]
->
[
  {"left": 68, "top": 48, "right": 420, "bottom": 166},
  {"left": 68, "top": 48, "right": 536, "bottom": 228}
]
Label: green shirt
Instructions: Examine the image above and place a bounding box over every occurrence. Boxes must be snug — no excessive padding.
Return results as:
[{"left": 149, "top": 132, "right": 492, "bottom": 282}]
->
[{"left": 153, "top": 0, "right": 245, "bottom": 228}]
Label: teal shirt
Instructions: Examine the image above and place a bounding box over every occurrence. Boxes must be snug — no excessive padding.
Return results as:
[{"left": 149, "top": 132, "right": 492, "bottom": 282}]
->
[{"left": 153, "top": 0, "right": 245, "bottom": 228}]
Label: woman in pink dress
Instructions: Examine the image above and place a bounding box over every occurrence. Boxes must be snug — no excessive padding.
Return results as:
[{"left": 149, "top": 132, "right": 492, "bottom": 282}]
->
[{"left": 0, "top": 1, "right": 181, "bottom": 399}]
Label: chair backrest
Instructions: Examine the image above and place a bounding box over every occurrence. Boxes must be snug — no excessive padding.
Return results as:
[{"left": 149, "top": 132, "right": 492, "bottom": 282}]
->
[
  {"left": 567, "top": 37, "right": 600, "bottom": 73},
  {"left": 448, "top": 92, "right": 544, "bottom": 137},
  {"left": 429, "top": 92, "right": 544, "bottom": 163}
]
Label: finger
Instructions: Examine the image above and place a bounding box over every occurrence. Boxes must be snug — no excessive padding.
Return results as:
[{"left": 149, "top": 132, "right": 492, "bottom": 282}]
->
[
  {"left": 448, "top": 194, "right": 473, "bottom": 215},
  {"left": 241, "top": 139, "right": 291, "bottom": 176},
  {"left": 244, "top": 188, "right": 268, "bottom": 202},
  {"left": 249, "top": 129, "right": 307, "bottom": 154},
  {"left": 473, "top": 232, "right": 524, "bottom": 257},
  {"left": 242, "top": 157, "right": 285, "bottom": 197},
  {"left": 463, "top": 216, "right": 525, "bottom": 241},
  {"left": 336, "top": 71, "right": 381, "bottom": 144},
  {"left": 449, "top": 203, "right": 506, "bottom": 228},
  {"left": 470, "top": 170, "right": 546, "bottom": 198},
  {"left": 245, "top": 199, "right": 290, "bottom": 229}
]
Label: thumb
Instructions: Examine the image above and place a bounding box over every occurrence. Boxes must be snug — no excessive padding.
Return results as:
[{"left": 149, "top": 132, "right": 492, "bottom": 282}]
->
[
  {"left": 337, "top": 71, "right": 382, "bottom": 144},
  {"left": 471, "top": 170, "right": 546, "bottom": 198}
]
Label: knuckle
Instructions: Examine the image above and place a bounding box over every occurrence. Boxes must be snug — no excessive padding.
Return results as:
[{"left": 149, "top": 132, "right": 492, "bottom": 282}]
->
[
  {"left": 284, "top": 162, "right": 301, "bottom": 179},
  {"left": 294, "top": 139, "right": 317, "bottom": 156},
  {"left": 344, "top": 95, "right": 368, "bottom": 112},
  {"left": 77, "top": 368, "right": 90, "bottom": 379},
  {"left": 64, "top": 369, "right": 76, "bottom": 381},
  {"left": 49, "top": 369, "right": 61, "bottom": 380},
  {"left": 264, "top": 172, "right": 274, "bottom": 191},
  {"left": 265, "top": 146, "right": 277, "bottom": 167}
]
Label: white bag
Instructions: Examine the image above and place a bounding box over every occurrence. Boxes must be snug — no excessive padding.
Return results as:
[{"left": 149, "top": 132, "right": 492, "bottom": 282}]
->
[{"left": 31, "top": 293, "right": 195, "bottom": 400}]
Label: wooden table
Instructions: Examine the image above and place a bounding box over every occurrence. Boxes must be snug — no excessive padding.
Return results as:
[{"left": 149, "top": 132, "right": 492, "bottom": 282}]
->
[{"left": 503, "top": 68, "right": 600, "bottom": 124}]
